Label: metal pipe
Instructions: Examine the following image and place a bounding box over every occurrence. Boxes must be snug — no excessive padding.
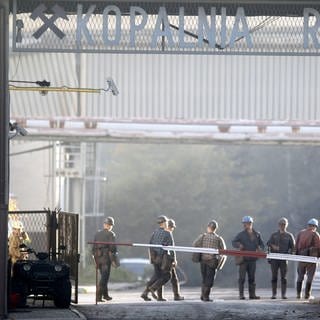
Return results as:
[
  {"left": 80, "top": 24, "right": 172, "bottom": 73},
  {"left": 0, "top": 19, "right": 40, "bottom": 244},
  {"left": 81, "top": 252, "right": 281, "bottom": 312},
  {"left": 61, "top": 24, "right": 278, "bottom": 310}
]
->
[
  {"left": 9, "top": 85, "right": 101, "bottom": 93},
  {"left": 0, "top": 1, "right": 9, "bottom": 318}
]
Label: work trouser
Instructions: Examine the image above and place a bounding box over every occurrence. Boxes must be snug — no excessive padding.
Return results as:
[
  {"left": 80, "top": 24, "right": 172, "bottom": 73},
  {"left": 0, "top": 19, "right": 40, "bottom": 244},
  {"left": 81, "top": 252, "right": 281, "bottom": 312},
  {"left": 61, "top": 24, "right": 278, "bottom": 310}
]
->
[
  {"left": 146, "top": 264, "right": 159, "bottom": 289},
  {"left": 147, "top": 263, "right": 171, "bottom": 290},
  {"left": 200, "top": 261, "right": 217, "bottom": 288},
  {"left": 271, "top": 259, "right": 288, "bottom": 285},
  {"left": 238, "top": 259, "right": 257, "bottom": 297},
  {"left": 170, "top": 267, "right": 179, "bottom": 293},
  {"left": 98, "top": 262, "right": 111, "bottom": 296},
  {"left": 297, "top": 262, "right": 316, "bottom": 283},
  {"left": 297, "top": 262, "right": 317, "bottom": 298}
]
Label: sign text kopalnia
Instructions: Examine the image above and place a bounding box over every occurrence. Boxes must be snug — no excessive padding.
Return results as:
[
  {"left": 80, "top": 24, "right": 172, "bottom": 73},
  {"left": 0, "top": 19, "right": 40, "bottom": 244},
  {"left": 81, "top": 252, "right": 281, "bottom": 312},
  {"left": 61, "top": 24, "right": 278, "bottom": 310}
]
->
[{"left": 14, "top": 4, "right": 320, "bottom": 52}]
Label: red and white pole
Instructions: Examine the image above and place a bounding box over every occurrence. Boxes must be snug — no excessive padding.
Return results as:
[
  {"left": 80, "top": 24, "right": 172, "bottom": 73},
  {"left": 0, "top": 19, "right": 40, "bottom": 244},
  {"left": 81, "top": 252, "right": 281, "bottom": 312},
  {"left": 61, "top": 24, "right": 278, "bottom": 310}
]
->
[{"left": 88, "top": 241, "right": 319, "bottom": 264}]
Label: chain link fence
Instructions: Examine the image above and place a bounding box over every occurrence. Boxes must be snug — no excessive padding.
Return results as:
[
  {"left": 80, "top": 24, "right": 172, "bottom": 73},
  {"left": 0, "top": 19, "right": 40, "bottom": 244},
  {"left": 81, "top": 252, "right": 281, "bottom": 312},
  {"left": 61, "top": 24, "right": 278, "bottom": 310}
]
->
[
  {"left": 9, "top": 209, "right": 79, "bottom": 303},
  {"left": 9, "top": 210, "right": 50, "bottom": 256},
  {"left": 11, "top": 0, "right": 320, "bottom": 55}
]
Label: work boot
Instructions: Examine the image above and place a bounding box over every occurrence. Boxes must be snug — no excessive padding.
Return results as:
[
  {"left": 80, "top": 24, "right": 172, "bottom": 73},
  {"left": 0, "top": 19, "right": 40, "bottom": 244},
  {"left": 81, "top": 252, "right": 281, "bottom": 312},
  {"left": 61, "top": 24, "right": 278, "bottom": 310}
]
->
[
  {"left": 249, "top": 283, "right": 260, "bottom": 299},
  {"left": 239, "top": 282, "right": 245, "bottom": 300},
  {"left": 103, "top": 289, "right": 112, "bottom": 301},
  {"left": 148, "top": 285, "right": 159, "bottom": 300},
  {"left": 172, "top": 275, "right": 184, "bottom": 300},
  {"left": 97, "top": 293, "right": 106, "bottom": 302},
  {"left": 304, "top": 282, "right": 314, "bottom": 300},
  {"left": 200, "top": 285, "right": 204, "bottom": 301},
  {"left": 103, "top": 294, "right": 112, "bottom": 301},
  {"left": 157, "top": 286, "right": 167, "bottom": 301},
  {"left": 281, "top": 281, "right": 287, "bottom": 299},
  {"left": 202, "top": 287, "right": 212, "bottom": 302},
  {"left": 97, "top": 288, "right": 106, "bottom": 302},
  {"left": 296, "top": 281, "right": 302, "bottom": 299},
  {"left": 140, "top": 287, "right": 152, "bottom": 301},
  {"left": 97, "top": 294, "right": 106, "bottom": 302},
  {"left": 271, "top": 281, "right": 277, "bottom": 299}
]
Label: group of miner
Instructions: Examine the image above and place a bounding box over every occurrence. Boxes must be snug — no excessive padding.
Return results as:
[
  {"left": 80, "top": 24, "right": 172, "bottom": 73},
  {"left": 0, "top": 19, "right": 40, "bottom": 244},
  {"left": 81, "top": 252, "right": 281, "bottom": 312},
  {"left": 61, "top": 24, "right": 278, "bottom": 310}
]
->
[{"left": 91, "top": 215, "right": 320, "bottom": 303}]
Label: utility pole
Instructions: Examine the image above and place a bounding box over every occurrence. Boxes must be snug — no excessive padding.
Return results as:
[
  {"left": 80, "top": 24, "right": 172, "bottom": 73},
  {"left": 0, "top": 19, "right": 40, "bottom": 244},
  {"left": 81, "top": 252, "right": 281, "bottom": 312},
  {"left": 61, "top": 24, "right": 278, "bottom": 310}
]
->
[{"left": 0, "top": 0, "right": 9, "bottom": 318}]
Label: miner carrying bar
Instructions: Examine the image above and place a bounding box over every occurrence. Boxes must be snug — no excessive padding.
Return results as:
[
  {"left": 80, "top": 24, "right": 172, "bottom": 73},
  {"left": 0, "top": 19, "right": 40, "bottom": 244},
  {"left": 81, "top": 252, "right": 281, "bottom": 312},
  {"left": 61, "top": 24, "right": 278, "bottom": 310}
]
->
[{"left": 141, "top": 215, "right": 174, "bottom": 301}]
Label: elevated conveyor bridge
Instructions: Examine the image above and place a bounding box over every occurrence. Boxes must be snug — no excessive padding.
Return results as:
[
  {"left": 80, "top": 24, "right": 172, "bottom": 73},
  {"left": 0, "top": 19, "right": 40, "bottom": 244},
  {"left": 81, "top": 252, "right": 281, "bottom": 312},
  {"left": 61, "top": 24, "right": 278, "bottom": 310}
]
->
[{"left": 10, "top": 116, "right": 320, "bottom": 145}]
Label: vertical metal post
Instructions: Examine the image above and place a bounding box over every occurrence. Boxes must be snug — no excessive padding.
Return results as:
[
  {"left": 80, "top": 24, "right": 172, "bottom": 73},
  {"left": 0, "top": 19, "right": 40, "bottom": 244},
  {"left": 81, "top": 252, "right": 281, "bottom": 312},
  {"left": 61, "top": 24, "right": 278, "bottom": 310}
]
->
[
  {"left": 76, "top": 52, "right": 82, "bottom": 117},
  {"left": 0, "top": 0, "right": 9, "bottom": 318},
  {"left": 92, "top": 254, "right": 98, "bottom": 305},
  {"left": 50, "top": 142, "right": 56, "bottom": 208},
  {"left": 81, "top": 143, "right": 86, "bottom": 269}
]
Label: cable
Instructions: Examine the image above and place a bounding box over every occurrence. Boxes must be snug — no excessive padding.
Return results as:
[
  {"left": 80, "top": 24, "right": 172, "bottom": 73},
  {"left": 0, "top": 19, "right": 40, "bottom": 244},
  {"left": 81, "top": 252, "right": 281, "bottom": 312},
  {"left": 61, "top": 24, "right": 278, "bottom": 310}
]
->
[
  {"left": 170, "top": 16, "right": 281, "bottom": 50},
  {"left": 223, "top": 16, "right": 281, "bottom": 48},
  {"left": 9, "top": 52, "right": 22, "bottom": 80}
]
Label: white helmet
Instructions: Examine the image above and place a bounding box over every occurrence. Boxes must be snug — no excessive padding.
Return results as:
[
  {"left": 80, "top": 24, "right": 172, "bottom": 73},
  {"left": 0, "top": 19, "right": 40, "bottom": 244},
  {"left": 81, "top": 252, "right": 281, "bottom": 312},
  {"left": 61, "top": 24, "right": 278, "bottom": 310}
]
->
[
  {"left": 242, "top": 216, "right": 253, "bottom": 223},
  {"left": 11, "top": 220, "right": 23, "bottom": 229},
  {"left": 278, "top": 217, "right": 288, "bottom": 225},
  {"left": 308, "top": 218, "right": 319, "bottom": 227}
]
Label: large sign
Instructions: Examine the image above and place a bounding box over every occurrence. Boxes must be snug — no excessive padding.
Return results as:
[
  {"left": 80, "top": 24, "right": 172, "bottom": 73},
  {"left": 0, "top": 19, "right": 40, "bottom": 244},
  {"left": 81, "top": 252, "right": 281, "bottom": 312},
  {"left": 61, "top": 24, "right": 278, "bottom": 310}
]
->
[{"left": 12, "top": 0, "right": 320, "bottom": 55}]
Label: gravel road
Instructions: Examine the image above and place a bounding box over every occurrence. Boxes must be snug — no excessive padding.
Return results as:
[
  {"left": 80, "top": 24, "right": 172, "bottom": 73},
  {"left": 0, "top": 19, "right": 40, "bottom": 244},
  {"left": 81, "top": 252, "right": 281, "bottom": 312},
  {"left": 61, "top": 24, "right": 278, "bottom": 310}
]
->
[{"left": 74, "top": 287, "right": 320, "bottom": 320}]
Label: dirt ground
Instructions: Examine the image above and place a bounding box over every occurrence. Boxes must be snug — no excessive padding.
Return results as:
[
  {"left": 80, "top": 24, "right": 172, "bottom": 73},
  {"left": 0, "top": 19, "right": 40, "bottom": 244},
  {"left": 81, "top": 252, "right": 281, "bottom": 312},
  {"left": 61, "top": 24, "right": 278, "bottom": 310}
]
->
[{"left": 74, "top": 287, "right": 320, "bottom": 320}]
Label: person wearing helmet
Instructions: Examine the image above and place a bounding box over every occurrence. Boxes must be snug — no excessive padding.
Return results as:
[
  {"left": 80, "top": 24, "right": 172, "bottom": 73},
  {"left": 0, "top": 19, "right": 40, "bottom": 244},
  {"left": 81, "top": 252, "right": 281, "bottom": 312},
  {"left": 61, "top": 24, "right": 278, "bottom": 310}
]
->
[
  {"left": 267, "top": 217, "right": 295, "bottom": 299},
  {"left": 232, "top": 216, "right": 265, "bottom": 300},
  {"left": 141, "top": 215, "right": 173, "bottom": 301},
  {"left": 162, "top": 218, "right": 184, "bottom": 301},
  {"left": 92, "top": 216, "right": 118, "bottom": 302},
  {"left": 192, "top": 220, "right": 226, "bottom": 302},
  {"left": 295, "top": 218, "right": 320, "bottom": 299},
  {"left": 8, "top": 220, "right": 30, "bottom": 266}
]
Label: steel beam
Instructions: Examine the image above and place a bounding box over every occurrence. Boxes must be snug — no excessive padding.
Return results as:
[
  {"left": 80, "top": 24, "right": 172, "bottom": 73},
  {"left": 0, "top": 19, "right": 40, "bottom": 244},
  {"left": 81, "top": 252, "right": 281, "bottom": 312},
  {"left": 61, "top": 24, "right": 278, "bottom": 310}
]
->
[{"left": 0, "top": 0, "right": 9, "bottom": 318}]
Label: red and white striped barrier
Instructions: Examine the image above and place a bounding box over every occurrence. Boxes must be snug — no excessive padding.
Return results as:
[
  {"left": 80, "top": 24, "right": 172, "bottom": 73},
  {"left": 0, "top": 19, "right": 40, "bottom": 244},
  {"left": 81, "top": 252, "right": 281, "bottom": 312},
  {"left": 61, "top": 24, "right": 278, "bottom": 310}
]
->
[{"left": 88, "top": 241, "right": 320, "bottom": 264}]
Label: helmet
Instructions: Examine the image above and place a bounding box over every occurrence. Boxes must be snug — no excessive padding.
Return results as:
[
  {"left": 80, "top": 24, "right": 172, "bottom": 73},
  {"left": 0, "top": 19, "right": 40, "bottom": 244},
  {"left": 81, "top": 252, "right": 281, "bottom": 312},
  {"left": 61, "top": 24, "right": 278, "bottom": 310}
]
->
[
  {"left": 168, "top": 219, "right": 176, "bottom": 228},
  {"left": 308, "top": 218, "right": 319, "bottom": 227},
  {"left": 104, "top": 216, "right": 115, "bottom": 226},
  {"left": 11, "top": 220, "right": 22, "bottom": 229},
  {"left": 278, "top": 217, "right": 288, "bottom": 225},
  {"left": 242, "top": 216, "right": 253, "bottom": 223},
  {"left": 157, "top": 215, "right": 168, "bottom": 224},
  {"left": 208, "top": 220, "right": 218, "bottom": 230}
]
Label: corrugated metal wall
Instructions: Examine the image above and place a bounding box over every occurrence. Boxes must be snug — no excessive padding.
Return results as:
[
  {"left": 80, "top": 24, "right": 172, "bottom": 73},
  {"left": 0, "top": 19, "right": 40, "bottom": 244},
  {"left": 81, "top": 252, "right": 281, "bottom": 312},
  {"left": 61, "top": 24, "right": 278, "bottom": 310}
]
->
[
  {"left": 10, "top": 52, "right": 320, "bottom": 122},
  {"left": 9, "top": 51, "right": 78, "bottom": 117},
  {"left": 82, "top": 53, "right": 320, "bottom": 121}
]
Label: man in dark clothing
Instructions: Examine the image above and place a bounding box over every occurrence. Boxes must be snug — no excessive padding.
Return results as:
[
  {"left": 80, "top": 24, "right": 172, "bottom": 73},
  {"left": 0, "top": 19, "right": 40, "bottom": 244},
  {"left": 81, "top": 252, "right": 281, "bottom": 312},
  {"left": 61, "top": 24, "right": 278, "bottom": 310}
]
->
[
  {"left": 92, "top": 217, "right": 118, "bottom": 302},
  {"left": 295, "top": 218, "right": 320, "bottom": 299},
  {"left": 193, "top": 220, "right": 226, "bottom": 302},
  {"left": 232, "top": 216, "right": 265, "bottom": 300},
  {"left": 267, "top": 217, "right": 295, "bottom": 299},
  {"left": 164, "top": 218, "right": 184, "bottom": 301},
  {"left": 141, "top": 215, "right": 173, "bottom": 301}
]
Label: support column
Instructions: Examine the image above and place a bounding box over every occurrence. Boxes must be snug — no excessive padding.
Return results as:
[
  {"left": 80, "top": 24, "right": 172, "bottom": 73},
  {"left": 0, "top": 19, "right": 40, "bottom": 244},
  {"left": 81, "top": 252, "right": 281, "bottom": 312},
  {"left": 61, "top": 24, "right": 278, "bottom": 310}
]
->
[{"left": 0, "top": 0, "right": 9, "bottom": 318}]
